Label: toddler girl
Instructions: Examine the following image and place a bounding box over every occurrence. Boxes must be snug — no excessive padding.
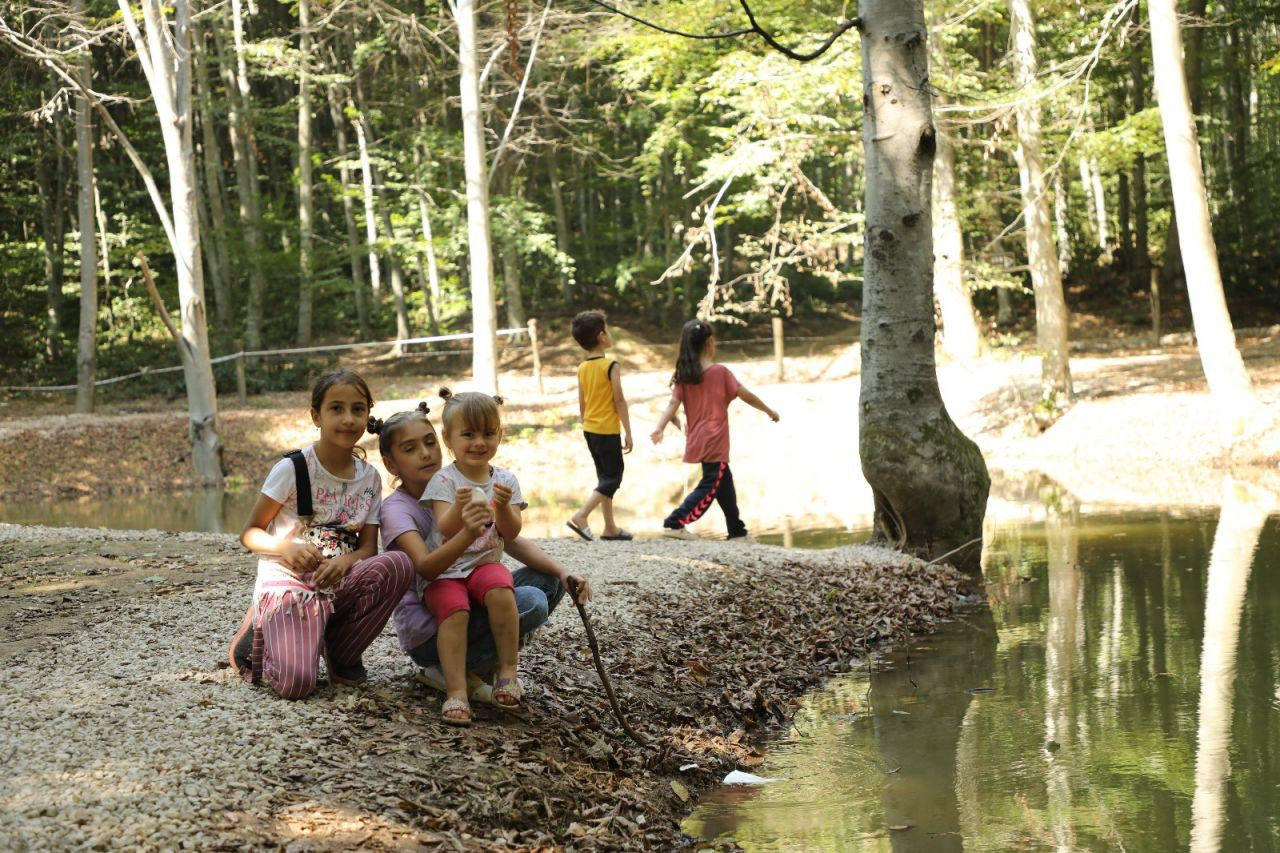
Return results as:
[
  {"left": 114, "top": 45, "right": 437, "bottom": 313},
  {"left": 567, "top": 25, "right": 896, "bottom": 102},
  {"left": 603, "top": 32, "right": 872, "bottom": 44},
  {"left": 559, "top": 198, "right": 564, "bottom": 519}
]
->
[
  {"left": 422, "top": 388, "right": 526, "bottom": 720},
  {"left": 227, "top": 369, "right": 413, "bottom": 700},
  {"left": 370, "top": 402, "right": 591, "bottom": 725},
  {"left": 651, "top": 319, "right": 779, "bottom": 540}
]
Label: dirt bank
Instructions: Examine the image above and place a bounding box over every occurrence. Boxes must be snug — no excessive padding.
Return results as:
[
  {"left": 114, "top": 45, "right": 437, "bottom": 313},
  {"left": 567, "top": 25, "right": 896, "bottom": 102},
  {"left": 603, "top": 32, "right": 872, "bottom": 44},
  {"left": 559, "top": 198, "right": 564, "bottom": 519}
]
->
[
  {"left": 1, "top": 327, "right": 1277, "bottom": 530},
  {"left": 0, "top": 524, "right": 961, "bottom": 850}
]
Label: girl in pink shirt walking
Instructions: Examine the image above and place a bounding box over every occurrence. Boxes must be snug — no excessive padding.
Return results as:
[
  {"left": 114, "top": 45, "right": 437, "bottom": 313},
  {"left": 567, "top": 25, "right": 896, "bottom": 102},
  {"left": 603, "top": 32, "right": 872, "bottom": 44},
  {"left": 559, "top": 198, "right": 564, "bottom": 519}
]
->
[{"left": 651, "top": 319, "right": 779, "bottom": 540}]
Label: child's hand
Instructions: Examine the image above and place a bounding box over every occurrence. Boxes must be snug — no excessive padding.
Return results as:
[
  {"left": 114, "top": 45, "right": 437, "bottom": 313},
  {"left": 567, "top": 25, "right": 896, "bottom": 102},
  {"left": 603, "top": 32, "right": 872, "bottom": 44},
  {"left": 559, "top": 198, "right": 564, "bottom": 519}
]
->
[
  {"left": 314, "top": 553, "right": 356, "bottom": 589},
  {"left": 279, "top": 540, "right": 322, "bottom": 576},
  {"left": 767, "top": 408, "right": 780, "bottom": 423},
  {"left": 649, "top": 427, "right": 664, "bottom": 444},
  {"left": 623, "top": 432, "right": 633, "bottom": 454},
  {"left": 459, "top": 498, "right": 492, "bottom": 536},
  {"left": 493, "top": 482, "right": 513, "bottom": 506},
  {"left": 564, "top": 573, "right": 593, "bottom": 604}
]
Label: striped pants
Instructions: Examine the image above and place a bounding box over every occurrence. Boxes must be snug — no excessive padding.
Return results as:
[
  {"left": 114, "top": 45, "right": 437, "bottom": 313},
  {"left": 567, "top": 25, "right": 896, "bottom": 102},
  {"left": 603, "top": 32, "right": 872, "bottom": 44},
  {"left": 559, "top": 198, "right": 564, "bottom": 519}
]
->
[
  {"left": 250, "top": 552, "right": 414, "bottom": 700},
  {"left": 664, "top": 461, "right": 748, "bottom": 538}
]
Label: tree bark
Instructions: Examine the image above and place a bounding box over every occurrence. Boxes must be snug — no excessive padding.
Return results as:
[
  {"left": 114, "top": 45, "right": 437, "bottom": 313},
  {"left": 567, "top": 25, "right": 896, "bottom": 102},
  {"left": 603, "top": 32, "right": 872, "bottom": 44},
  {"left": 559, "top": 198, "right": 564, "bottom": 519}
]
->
[
  {"left": 1009, "top": 0, "right": 1073, "bottom": 410},
  {"left": 193, "top": 25, "right": 232, "bottom": 329},
  {"left": 932, "top": 120, "right": 982, "bottom": 360},
  {"left": 349, "top": 88, "right": 382, "bottom": 302},
  {"left": 213, "top": 5, "right": 266, "bottom": 352},
  {"left": 1089, "top": 158, "right": 1110, "bottom": 262},
  {"left": 73, "top": 0, "right": 97, "bottom": 413},
  {"left": 857, "top": 0, "right": 990, "bottom": 575},
  {"left": 455, "top": 0, "right": 499, "bottom": 393},
  {"left": 1148, "top": 0, "right": 1257, "bottom": 434},
  {"left": 377, "top": 204, "right": 412, "bottom": 348},
  {"left": 325, "top": 82, "right": 370, "bottom": 340},
  {"left": 495, "top": 161, "right": 527, "bottom": 328},
  {"left": 120, "top": 0, "right": 224, "bottom": 484},
  {"left": 1131, "top": 11, "right": 1151, "bottom": 294},
  {"left": 295, "top": 0, "right": 314, "bottom": 347},
  {"left": 1053, "top": 168, "right": 1071, "bottom": 276},
  {"left": 38, "top": 116, "right": 67, "bottom": 361},
  {"left": 546, "top": 147, "right": 573, "bottom": 303}
]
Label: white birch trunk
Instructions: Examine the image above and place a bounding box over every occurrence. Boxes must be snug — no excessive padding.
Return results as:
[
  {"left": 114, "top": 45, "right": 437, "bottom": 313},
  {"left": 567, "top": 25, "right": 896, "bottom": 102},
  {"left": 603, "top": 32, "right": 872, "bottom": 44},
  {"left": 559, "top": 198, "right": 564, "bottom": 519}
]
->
[
  {"left": 1010, "top": 0, "right": 1073, "bottom": 409},
  {"left": 295, "top": 0, "right": 314, "bottom": 347},
  {"left": 857, "top": 0, "right": 989, "bottom": 574},
  {"left": 350, "top": 95, "right": 382, "bottom": 299},
  {"left": 932, "top": 121, "right": 982, "bottom": 361},
  {"left": 455, "top": 0, "right": 499, "bottom": 394},
  {"left": 120, "top": 0, "right": 224, "bottom": 484},
  {"left": 1147, "top": 0, "right": 1257, "bottom": 435},
  {"left": 193, "top": 31, "right": 232, "bottom": 329},
  {"left": 1053, "top": 168, "right": 1072, "bottom": 276},
  {"left": 73, "top": 0, "right": 97, "bottom": 414},
  {"left": 1089, "top": 158, "right": 1111, "bottom": 261}
]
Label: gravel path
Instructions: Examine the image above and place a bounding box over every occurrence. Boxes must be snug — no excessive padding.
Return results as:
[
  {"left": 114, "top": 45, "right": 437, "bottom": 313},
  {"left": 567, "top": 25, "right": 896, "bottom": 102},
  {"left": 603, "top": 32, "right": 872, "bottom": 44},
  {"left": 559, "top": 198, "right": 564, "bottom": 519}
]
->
[{"left": 0, "top": 524, "right": 954, "bottom": 850}]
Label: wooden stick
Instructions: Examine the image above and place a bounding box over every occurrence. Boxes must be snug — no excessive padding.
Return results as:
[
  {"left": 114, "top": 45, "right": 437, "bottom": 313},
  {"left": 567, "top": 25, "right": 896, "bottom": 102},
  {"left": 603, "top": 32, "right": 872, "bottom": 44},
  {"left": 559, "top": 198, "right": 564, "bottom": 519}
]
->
[{"left": 567, "top": 578, "right": 647, "bottom": 745}]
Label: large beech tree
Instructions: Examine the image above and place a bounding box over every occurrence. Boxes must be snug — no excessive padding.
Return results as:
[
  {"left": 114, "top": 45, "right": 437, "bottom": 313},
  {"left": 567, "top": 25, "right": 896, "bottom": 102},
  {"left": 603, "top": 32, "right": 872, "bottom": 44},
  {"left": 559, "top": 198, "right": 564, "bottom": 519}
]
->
[{"left": 857, "top": 0, "right": 990, "bottom": 574}]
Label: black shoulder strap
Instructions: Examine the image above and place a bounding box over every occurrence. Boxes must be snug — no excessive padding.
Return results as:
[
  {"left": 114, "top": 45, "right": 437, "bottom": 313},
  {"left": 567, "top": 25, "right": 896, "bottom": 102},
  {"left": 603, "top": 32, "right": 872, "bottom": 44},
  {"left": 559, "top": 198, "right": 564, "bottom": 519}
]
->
[{"left": 284, "top": 449, "right": 313, "bottom": 519}]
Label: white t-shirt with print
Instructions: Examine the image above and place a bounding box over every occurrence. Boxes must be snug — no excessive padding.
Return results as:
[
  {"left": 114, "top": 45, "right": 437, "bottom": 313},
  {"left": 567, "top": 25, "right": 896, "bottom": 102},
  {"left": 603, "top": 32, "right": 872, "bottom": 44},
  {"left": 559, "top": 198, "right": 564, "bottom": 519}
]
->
[
  {"left": 421, "top": 463, "right": 525, "bottom": 582},
  {"left": 254, "top": 444, "right": 382, "bottom": 591}
]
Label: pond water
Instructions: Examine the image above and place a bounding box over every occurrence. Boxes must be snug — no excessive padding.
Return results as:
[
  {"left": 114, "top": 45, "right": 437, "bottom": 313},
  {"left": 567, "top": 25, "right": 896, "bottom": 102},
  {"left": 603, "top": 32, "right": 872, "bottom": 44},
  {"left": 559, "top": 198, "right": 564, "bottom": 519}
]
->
[{"left": 685, "top": 502, "right": 1280, "bottom": 852}]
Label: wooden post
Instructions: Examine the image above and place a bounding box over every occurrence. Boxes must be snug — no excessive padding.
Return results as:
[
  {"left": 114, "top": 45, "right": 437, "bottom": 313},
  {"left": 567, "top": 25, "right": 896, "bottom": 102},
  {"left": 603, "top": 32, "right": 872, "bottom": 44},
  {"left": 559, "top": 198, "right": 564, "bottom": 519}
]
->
[
  {"left": 528, "top": 318, "right": 543, "bottom": 394},
  {"left": 772, "top": 316, "right": 785, "bottom": 382},
  {"left": 1149, "top": 266, "right": 1162, "bottom": 346},
  {"left": 234, "top": 338, "right": 247, "bottom": 404}
]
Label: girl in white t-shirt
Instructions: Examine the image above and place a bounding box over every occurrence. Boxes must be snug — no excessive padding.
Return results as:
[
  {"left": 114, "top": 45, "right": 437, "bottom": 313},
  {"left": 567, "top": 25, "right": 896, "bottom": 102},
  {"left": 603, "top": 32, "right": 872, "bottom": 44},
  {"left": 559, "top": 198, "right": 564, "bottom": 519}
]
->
[
  {"left": 423, "top": 388, "right": 526, "bottom": 716},
  {"left": 226, "top": 369, "right": 414, "bottom": 700}
]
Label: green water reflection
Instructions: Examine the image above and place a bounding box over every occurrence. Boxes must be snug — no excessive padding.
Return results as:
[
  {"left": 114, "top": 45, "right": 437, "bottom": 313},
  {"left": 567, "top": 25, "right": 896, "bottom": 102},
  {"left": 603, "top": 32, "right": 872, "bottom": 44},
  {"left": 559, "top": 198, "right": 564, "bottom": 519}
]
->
[{"left": 686, "top": 502, "right": 1280, "bottom": 851}]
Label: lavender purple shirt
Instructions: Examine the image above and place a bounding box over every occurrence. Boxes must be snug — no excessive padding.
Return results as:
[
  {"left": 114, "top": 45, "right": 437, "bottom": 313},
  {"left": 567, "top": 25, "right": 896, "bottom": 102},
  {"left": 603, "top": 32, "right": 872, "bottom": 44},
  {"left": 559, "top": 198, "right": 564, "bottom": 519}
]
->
[{"left": 381, "top": 489, "right": 440, "bottom": 651}]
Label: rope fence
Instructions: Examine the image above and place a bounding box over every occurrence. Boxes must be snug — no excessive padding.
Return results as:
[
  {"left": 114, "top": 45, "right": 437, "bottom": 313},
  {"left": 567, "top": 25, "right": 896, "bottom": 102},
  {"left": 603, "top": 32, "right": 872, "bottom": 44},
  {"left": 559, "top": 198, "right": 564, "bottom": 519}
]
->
[
  {"left": 2, "top": 317, "right": 835, "bottom": 395},
  {"left": 0, "top": 327, "right": 530, "bottom": 394}
]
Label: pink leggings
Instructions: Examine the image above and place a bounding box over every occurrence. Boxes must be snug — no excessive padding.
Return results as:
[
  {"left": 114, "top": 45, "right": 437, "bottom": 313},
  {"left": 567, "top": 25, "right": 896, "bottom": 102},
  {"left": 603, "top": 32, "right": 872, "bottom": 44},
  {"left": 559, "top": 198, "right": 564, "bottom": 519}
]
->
[
  {"left": 250, "top": 552, "right": 413, "bottom": 700},
  {"left": 423, "top": 563, "right": 515, "bottom": 622}
]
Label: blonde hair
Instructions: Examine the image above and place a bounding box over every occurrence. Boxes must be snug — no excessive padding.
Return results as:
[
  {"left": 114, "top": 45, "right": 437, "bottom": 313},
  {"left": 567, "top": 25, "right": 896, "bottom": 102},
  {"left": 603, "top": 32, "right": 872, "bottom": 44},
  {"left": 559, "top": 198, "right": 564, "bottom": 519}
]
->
[{"left": 437, "top": 387, "right": 503, "bottom": 434}]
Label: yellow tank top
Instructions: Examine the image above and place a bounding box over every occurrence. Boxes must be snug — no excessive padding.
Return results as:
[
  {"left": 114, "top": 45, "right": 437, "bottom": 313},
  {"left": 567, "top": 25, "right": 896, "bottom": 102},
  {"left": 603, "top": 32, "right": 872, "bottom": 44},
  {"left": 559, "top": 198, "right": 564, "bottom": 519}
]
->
[{"left": 578, "top": 357, "right": 620, "bottom": 434}]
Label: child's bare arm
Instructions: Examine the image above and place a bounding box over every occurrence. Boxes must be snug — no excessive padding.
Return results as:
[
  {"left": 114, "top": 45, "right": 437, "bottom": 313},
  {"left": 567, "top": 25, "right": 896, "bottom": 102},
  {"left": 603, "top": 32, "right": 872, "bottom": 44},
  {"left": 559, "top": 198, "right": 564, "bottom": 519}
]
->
[
  {"left": 433, "top": 498, "right": 466, "bottom": 537},
  {"left": 391, "top": 515, "right": 484, "bottom": 581},
  {"left": 610, "top": 363, "right": 633, "bottom": 453},
  {"left": 736, "top": 386, "right": 779, "bottom": 422},
  {"left": 240, "top": 493, "right": 321, "bottom": 575},
  {"left": 650, "top": 395, "right": 681, "bottom": 443},
  {"left": 578, "top": 382, "right": 586, "bottom": 420},
  {"left": 492, "top": 482, "right": 522, "bottom": 540},
  {"left": 505, "top": 535, "right": 593, "bottom": 604}
]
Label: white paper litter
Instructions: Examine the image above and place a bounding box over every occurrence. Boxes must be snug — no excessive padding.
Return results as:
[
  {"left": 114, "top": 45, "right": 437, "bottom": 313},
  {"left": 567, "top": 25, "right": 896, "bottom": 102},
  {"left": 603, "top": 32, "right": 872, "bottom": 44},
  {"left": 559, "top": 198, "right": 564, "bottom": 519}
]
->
[{"left": 722, "top": 770, "right": 780, "bottom": 785}]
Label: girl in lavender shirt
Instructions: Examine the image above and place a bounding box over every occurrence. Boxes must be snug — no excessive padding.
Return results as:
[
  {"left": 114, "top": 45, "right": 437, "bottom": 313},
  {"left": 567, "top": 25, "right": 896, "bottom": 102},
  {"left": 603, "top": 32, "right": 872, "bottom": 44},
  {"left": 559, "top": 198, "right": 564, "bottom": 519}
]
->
[{"left": 369, "top": 402, "right": 592, "bottom": 725}]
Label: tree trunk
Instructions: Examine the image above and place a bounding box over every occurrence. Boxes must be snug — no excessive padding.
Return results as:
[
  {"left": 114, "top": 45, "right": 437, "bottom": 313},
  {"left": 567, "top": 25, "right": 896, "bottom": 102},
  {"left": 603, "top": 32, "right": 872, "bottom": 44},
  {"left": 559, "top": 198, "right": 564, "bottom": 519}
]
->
[
  {"left": 349, "top": 91, "right": 382, "bottom": 302},
  {"left": 1148, "top": 0, "right": 1257, "bottom": 434},
  {"left": 73, "top": 1, "right": 97, "bottom": 414},
  {"left": 1089, "top": 158, "right": 1111, "bottom": 262},
  {"left": 494, "top": 161, "right": 527, "bottom": 328},
  {"left": 214, "top": 5, "right": 266, "bottom": 352},
  {"left": 120, "top": 0, "right": 224, "bottom": 484},
  {"left": 1053, "top": 168, "right": 1071, "bottom": 276},
  {"left": 325, "top": 82, "right": 370, "bottom": 340},
  {"left": 1131, "top": 13, "right": 1151, "bottom": 294},
  {"left": 38, "top": 117, "right": 67, "bottom": 361},
  {"left": 193, "top": 27, "right": 232, "bottom": 329},
  {"left": 933, "top": 120, "right": 982, "bottom": 360},
  {"left": 295, "top": 0, "right": 314, "bottom": 347},
  {"left": 1010, "top": 0, "right": 1073, "bottom": 410},
  {"left": 455, "top": 0, "right": 499, "bottom": 393},
  {"left": 546, "top": 147, "right": 572, "bottom": 303},
  {"left": 377, "top": 204, "right": 412, "bottom": 347},
  {"left": 857, "top": 0, "right": 990, "bottom": 575}
]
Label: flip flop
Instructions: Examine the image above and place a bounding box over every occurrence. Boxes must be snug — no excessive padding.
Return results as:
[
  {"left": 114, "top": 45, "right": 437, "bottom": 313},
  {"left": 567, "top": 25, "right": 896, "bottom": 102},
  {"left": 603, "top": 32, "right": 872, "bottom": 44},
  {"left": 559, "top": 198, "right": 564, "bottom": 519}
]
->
[
  {"left": 565, "top": 520, "right": 595, "bottom": 541},
  {"left": 493, "top": 675, "right": 523, "bottom": 707},
  {"left": 600, "top": 529, "right": 634, "bottom": 541}
]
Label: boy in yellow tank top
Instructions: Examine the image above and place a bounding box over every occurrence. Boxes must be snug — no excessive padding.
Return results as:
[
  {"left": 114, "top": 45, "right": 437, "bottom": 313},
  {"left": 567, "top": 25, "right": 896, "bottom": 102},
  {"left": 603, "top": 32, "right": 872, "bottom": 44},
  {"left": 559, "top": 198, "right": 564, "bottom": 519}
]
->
[{"left": 566, "top": 310, "right": 634, "bottom": 541}]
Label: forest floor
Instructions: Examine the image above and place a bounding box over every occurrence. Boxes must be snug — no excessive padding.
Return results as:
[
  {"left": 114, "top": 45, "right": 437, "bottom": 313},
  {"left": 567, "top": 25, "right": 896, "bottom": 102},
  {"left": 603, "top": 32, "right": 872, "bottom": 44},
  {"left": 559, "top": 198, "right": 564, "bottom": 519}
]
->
[
  {"left": 1, "top": 320, "right": 1278, "bottom": 848},
  {"left": 0, "top": 524, "right": 962, "bottom": 849}
]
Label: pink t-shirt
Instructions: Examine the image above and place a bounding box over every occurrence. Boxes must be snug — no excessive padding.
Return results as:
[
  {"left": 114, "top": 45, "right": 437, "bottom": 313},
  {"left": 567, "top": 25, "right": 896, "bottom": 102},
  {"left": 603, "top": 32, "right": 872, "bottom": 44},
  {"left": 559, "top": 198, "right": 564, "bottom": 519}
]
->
[{"left": 673, "top": 363, "right": 740, "bottom": 463}]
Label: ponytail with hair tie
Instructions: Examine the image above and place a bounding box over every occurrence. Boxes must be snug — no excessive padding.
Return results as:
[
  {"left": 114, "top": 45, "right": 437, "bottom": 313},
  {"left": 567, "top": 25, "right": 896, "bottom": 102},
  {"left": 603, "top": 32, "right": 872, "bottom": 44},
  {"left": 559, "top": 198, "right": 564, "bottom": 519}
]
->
[{"left": 367, "top": 415, "right": 385, "bottom": 435}]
